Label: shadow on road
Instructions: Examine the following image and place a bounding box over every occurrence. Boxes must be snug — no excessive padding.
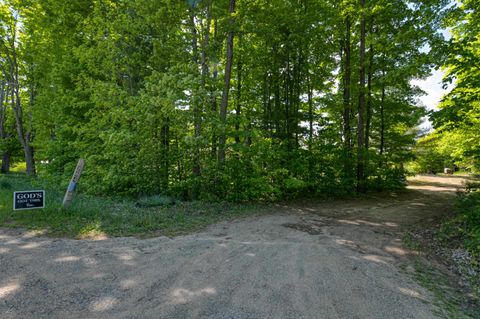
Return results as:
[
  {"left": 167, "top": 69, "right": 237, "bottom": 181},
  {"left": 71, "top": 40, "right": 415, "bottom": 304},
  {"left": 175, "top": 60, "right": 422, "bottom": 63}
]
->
[{"left": 0, "top": 175, "right": 470, "bottom": 319}]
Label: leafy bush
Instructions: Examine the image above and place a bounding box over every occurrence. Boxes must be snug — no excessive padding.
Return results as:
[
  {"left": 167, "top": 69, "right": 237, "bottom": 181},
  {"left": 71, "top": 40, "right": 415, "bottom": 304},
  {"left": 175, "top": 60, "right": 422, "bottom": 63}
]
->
[
  {"left": 367, "top": 167, "right": 407, "bottom": 191},
  {"left": 0, "top": 178, "right": 12, "bottom": 190},
  {"left": 409, "top": 134, "right": 456, "bottom": 174},
  {"left": 440, "top": 191, "right": 480, "bottom": 257},
  {"left": 466, "top": 181, "right": 480, "bottom": 193}
]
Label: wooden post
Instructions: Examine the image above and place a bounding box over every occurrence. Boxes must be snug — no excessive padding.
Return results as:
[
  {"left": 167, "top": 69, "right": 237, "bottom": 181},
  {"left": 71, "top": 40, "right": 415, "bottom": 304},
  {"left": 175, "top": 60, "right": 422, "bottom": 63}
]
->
[{"left": 62, "top": 159, "right": 85, "bottom": 208}]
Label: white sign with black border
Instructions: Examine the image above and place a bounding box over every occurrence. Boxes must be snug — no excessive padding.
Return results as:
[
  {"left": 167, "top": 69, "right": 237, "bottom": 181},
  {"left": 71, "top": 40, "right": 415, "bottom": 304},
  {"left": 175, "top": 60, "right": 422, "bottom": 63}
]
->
[{"left": 13, "top": 190, "right": 45, "bottom": 210}]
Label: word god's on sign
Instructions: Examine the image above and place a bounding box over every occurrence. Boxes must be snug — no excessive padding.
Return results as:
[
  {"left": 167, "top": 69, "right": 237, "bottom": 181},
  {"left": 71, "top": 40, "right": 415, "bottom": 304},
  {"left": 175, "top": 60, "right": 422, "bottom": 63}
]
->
[{"left": 13, "top": 190, "right": 45, "bottom": 210}]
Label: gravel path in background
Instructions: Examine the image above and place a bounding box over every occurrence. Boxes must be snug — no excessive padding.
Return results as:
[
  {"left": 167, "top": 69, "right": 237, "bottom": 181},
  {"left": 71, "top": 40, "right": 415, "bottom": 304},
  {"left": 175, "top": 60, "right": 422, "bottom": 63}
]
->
[{"left": 0, "top": 175, "right": 463, "bottom": 319}]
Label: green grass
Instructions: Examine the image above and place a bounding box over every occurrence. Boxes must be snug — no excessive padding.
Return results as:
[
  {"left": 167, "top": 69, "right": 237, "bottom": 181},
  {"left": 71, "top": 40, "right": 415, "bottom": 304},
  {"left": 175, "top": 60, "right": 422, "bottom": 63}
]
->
[
  {"left": 0, "top": 174, "right": 270, "bottom": 238},
  {"left": 402, "top": 216, "right": 480, "bottom": 318},
  {"left": 409, "top": 258, "right": 479, "bottom": 319},
  {"left": 437, "top": 190, "right": 480, "bottom": 299},
  {"left": 10, "top": 162, "right": 26, "bottom": 173},
  {"left": 402, "top": 232, "right": 422, "bottom": 251}
]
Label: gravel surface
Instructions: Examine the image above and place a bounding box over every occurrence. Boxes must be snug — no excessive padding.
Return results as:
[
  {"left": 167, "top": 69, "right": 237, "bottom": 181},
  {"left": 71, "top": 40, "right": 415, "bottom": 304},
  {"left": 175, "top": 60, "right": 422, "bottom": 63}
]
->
[{"left": 0, "top": 175, "right": 463, "bottom": 319}]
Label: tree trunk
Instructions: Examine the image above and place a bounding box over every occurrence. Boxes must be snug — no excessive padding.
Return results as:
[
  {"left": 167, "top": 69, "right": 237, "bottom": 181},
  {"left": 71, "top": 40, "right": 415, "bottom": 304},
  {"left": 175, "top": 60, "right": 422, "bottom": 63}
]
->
[
  {"left": 365, "top": 23, "right": 374, "bottom": 152},
  {"left": 217, "top": 0, "right": 235, "bottom": 165},
  {"left": 342, "top": 17, "right": 352, "bottom": 175},
  {"left": 294, "top": 51, "right": 302, "bottom": 149},
  {"left": 273, "top": 47, "right": 281, "bottom": 139},
  {"left": 189, "top": 10, "right": 201, "bottom": 179},
  {"left": 285, "top": 57, "right": 291, "bottom": 143},
  {"left": 308, "top": 78, "right": 314, "bottom": 151},
  {"left": 0, "top": 82, "right": 5, "bottom": 139},
  {"left": 211, "top": 17, "right": 218, "bottom": 159},
  {"left": 357, "top": 0, "right": 367, "bottom": 193},
  {"left": 26, "top": 83, "right": 36, "bottom": 176},
  {"left": 201, "top": 3, "right": 211, "bottom": 89},
  {"left": 161, "top": 121, "right": 170, "bottom": 192},
  {"left": 1, "top": 152, "right": 10, "bottom": 174},
  {"left": 235, "top": 57, "right": 242, "bottom": 144},
  {"left": 379, "top": 81, "right": 386, "bottom": 157},
  {"left": 0, "top": 82, "right": 9, "bottom": 174},
  {"left": 4, "top": 21, "right": 36, "bottom": 176},
  {"left": 24, "top": 145, "right": 36, "bottom": 176},
  {"left": 10, "top": 85, "right": 35, "bottom": 176}
]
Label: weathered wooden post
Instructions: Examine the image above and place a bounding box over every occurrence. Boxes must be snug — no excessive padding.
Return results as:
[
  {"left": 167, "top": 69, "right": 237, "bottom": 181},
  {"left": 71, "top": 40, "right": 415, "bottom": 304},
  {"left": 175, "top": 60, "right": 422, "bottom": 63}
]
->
[{"left": 62, "top": 159, "right": 85, "bottom": 208}]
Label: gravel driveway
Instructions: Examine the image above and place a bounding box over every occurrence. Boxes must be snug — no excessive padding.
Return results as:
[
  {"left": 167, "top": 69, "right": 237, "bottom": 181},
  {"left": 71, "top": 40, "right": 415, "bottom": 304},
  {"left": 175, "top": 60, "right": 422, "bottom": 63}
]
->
[{"left": 0, "top": 175, "right": 462, "bottom": 318}]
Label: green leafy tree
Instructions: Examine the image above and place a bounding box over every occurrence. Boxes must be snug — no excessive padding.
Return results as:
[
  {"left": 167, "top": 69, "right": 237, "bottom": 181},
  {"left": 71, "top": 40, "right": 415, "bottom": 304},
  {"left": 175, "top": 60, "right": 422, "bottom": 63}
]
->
[
  {"left": 433, "top": 0, "right": 480, "bottom": 172},
  {"left": 0, "top": 0, "right": 452, "bottom": 200}
]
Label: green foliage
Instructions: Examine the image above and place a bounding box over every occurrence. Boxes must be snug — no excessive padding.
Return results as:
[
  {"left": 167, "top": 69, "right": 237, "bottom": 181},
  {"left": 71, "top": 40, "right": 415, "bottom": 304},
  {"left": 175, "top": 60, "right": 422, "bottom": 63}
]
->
[
  {"left": 429, "top": 1, "right": 480, "bottom": 173},
  {"left": 410, "top": 134, "right": 455, "bottom": 174},
  {"left": 411, "top": 259, "right": 477, "bottom": 318},
  {"left": 0, "top": 174, "right": 269, "bottom": 237},
  {"left": 1, "top": 0, "right": 449, "bottom": 201},
  {"left": 440, "top": 191, "right": 480, "bottom": 258},
  {"left": 367, "top": 166, "right": 407, "bottom": 191}
]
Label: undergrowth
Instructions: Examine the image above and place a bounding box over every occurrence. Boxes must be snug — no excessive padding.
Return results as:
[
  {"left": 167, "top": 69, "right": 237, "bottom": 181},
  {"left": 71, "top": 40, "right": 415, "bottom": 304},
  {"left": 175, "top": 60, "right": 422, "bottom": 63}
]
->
[
  {"left": 410, "top": 259, "right": 479, "bottom": 319},
  {"left": 0, "top": 174, "right": 270, "bottom": 238}
]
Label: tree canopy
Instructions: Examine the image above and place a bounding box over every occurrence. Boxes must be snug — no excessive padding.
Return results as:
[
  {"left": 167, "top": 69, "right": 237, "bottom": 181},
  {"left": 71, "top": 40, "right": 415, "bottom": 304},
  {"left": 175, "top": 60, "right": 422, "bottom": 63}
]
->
[
  {"left": 429, "top": 0, "right": 480, "bottom": 173},
  {"left": 0, "top": 0, "right": 458, "bottom": 200}
]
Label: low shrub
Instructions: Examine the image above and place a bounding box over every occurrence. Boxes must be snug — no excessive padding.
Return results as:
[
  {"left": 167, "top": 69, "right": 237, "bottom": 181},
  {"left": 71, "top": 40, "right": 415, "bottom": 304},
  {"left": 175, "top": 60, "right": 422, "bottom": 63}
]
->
[{"left": 439, "top": 191, "right": 480, "bottom": 258}]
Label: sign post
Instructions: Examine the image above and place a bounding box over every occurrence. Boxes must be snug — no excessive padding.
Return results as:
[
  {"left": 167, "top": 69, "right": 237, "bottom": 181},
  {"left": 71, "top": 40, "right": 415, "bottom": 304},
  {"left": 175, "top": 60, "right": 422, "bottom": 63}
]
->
[{"left": 62, "top": 159, "right": 85, "bottom": 208}]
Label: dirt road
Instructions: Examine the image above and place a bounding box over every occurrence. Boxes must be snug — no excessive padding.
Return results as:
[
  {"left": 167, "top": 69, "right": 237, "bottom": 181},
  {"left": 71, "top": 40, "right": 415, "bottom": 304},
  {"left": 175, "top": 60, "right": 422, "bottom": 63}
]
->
[{"left": 0, "top": 175, "right": 466, "bottom": 318}]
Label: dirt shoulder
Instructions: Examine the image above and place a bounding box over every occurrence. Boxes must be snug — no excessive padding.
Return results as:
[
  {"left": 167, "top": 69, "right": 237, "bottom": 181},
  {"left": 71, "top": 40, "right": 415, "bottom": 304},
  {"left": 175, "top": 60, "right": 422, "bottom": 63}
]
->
[{"left": 0, "top": 175, "right": 471, "bottom": 318}]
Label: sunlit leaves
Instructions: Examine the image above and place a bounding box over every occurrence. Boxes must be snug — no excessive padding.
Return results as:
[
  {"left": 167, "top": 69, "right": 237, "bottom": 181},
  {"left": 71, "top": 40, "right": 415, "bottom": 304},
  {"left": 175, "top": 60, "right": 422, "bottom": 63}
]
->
[{"left": 431, "top": 1, "right": 480, "bottom": 171}]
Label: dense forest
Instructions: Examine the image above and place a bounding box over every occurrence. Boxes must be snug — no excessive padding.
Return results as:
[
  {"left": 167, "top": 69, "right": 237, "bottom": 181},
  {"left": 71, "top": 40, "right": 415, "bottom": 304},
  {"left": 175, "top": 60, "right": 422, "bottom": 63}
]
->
[{"left": 0, "top": 0, "right": 477, "bottom": 201}]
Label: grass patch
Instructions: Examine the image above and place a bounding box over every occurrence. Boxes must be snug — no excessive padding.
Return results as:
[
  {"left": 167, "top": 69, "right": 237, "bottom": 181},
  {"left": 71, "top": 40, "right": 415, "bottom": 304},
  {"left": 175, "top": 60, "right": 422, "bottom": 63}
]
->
[
  {"left": 0, "top": 174, "right": 271, "bottom": 238},
  {"left": 437, "top": 190, "right": 480, "bottom": 298},
  {"left": 403, "top": 232, "right": 422, "bottom": 251},
  {"left": 410, "top": 258, "right": 479, "bottom": 319},
  {"left": 10, "top": 162, "right": 26, "bottom": 173}
]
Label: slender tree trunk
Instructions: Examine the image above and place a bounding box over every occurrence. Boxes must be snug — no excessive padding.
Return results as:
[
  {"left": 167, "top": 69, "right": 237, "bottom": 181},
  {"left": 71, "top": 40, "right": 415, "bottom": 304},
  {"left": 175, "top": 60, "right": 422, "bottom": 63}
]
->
[
  {"left": 285, "top": 57, "right": 291, "bottom": 143},
  {"left": 26, "top": 85, "right": 36, "bottom": 176},
  {"left": 211, "top": 17, "right": 218, "bottom": 159},
  {"left": 365, "top": 23, "right": 374, "bottom": 151},
  {"left": 263, "top": 70, "right": 272, "bottom": 135},
  {"left": 364, "top": 47, "right": 373, "bottom": 179},
  {"left": 308, "top": 78, "right": 314, "bottom": 151},
  {"left": 4, "top": 22, "right": 36, "bottom": 176},
  {"left": 217, "top": 0, "right": 235, "bottom": 165},
  {"left": 200, "top": 3, "right": 216, "bottom": 161},
  {"left": 201, "top": 3, "right": 211, "bottom": 89},
  {"left": 161, "top": 120, "right": 170, "bottom": 192},
  {"left": 189, "top": 10, "right": 201, "bottom": 179},
  {"left": 343, "top": 17, "right": 352, "bottom": 175},
  {"left": 0, "top": 82, "right": 10, "bottom": 174},
  {"left": 307, "top": 76, "right": 314, "bottom": 176},
  {"left": 357, "top": 0, "right": 367, "bottom": 193},
  {"left": 10, "top": 85, "right": 35, "bottom": 176},
  {"left": 0, "top": 82, "right": 5, "bottom": 138},
  {"left": 1, "top": 152, "right": 10, "bottom": 174},
  {"left": 245, "top": 113, "right": 252, "bottom": 146},
  {"left": 235, "top": 57, "right": 242, "bottom": 144},
  {"left": 294, "top": 51, "right": 302, "bottom": 149},
  {"left": 379, "top": 81, "right": 386, "bottom": 157},
  {"left": 211, "top": 89, "right": 218, "bottom": 159},
  {"left": 272, "top": 44, "right": 281, "bottom": 139}
]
